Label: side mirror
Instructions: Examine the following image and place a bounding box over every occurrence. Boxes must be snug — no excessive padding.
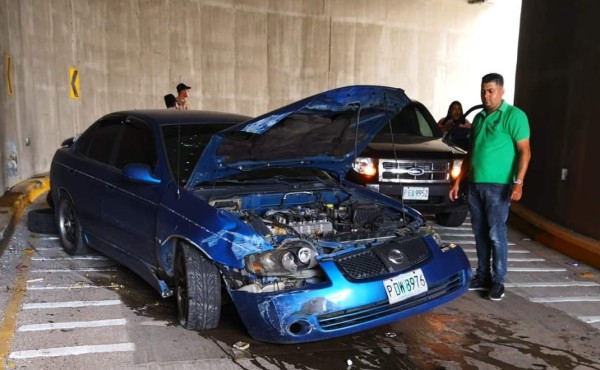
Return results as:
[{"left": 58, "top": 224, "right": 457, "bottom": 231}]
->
[{"left": 123, "top": 164, "right": 161, "bottom": 184}]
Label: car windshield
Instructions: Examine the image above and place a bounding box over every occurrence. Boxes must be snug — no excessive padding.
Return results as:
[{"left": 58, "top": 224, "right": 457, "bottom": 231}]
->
[
  {"left": 377, "top": 103, "right": 442, "bottom": 138},
  {"left": 162, "top": 123, "right": 232, "bottom": 186}
]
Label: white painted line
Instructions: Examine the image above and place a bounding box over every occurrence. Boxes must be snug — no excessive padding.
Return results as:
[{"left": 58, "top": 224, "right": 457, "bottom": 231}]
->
[
  {"left": 19, "top": 318, "right": 127, "bottom": 332},
  {"left": 33, "top": 246, "right": 61, "bottom": 250},
  {"left": 445, "top": 241, "right": 516, "bottom": 245},
  {"left": 27, "top": 285, "right": 109, "bottom": 290},
  {"left": 29, "top": 236, "right": 60, "bottom": 241},
  {"left": 31, "top": 268, "right": 117, "bottom": 273},
  {"left": 505, "top": 281, "right": 600, "bottom": 288},
  {"left": 468, "top": 257, "right": 545, "bottom": 263},
  {"left": 140, "top": 320, "right": 170, "bottom": 326},
  {"left": 579, "top": 316, "right": 600, "bottom": 324},
  {"left": 26, "top": 278, "right": 44, "bottom": 283},
  {"left": 32, "top": 256, "right": 109, "bottom": 261},
  {"left": 531, "top": 296, "right": 600, "bottom": 303},
  {"left": 509, "top": 267, "right": 568, "bottom": 272},
  {"left": 470, "top": 267, "right": 567, "bottom": 273},
  {"left": 23, "top": 300, "right": 121, "bottom": 309},
  {"left": 441, "top": 233, "right": 474, "bottom": 237},
  {"left": 9, "top": 342, "right": 135, "bottom": 359},
  {"left": 462, "top": 248, "right": 530, "bottom": 254}
]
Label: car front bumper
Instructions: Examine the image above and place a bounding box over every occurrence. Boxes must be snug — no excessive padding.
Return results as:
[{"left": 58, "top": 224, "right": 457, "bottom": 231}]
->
[{"left": 228, "top": 239, "right": 472, "bottom": 344}]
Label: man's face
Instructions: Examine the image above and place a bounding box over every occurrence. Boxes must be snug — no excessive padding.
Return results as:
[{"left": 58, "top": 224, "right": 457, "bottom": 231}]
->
[{"left": 480, "top": 82, "right": 504, "bottom": 112}]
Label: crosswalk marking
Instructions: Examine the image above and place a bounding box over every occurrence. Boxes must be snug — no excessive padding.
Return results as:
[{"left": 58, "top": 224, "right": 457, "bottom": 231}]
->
[
  {"left": 9, "top": 343, "right": 135, "bottom": 359},
  {"left": 18, "top": 319, "right": 127, "bottom": 332},
  {"left": 23, "top": 300, "right": 121, "bottom": 309},
  {"left": 27, "top": 284, "right": 110, "bottom": 290},
  {"left": 531, "top": 296, "right": 600, "bottom": 303},
  {"left": 30, "top": 267, "right": 117, "bottom": 273},
  {"left": 505, "top": 281, "right": 600, "bottom": 288},
  {"left": 32, "top": 256, "right": 109, "bottom": 261},
  {"left": 462, "top": 248, "right": 530, "bottom": 254}
]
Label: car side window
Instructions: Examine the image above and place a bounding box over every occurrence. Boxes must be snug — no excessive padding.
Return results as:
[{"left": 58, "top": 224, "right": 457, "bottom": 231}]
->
[
  {"left": 86, "top": 119, "right": 122, "bottom": 164},
  {"left": 115, "top": 118, "right": 157, "bottom": 170}
]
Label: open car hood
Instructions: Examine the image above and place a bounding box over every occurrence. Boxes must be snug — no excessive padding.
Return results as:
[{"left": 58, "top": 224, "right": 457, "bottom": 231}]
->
[{"left": 187, "top": 85, "right": 411, "bottom": 188}]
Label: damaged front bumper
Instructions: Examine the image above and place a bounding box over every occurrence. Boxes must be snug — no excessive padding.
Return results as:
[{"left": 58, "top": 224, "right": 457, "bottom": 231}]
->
[{"left": 228, "top": 238, "right": 472, "bottom": 344}]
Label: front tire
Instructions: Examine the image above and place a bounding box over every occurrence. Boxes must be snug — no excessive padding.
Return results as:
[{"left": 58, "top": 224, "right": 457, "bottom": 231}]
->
[
  {"left": 435, "top": 210, "right": 468, "bottom": 227},
  {"left": 57, "top": 196, "right": 89, "bottom": 255},
  {"left": 176, "top": 243, "right": 221, "bottom": 330}
]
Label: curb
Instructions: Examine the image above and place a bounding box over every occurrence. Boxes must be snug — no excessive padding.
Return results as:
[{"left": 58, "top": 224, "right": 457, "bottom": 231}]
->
[
  {"left": 0, "top": 173, "right": 50, "bottom": 257},
  {"left": 509, "top": 202, "right": 600, "bottom": 270}
]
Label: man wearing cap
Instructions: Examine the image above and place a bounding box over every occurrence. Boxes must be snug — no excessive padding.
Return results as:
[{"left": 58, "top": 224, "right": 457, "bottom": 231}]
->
[{"left": 176, "top": 83, "right": 191, "bottom": 110}]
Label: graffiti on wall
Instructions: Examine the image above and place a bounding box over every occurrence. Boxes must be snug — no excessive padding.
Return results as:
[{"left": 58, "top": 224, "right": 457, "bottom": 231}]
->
[{"left": 6, "top": 140, "right": 18, "bottom": 177}]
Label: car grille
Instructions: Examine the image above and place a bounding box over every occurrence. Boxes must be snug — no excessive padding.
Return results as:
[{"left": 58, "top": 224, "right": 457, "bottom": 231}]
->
[
  {"left": 379, "top": 159, "right": 450, "bottom": 183},
  {"left": 317, "top": 273, "right": 464, "bottom": 331},
  {"left": 335, "top": 236, "right": 431, "bottom": 280}
]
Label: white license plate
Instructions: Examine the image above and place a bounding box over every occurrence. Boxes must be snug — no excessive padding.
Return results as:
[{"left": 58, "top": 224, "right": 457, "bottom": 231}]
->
[
  {"left": 403, "top": 186, "right": 429, "bottom": 200},
  {"left": 383, "top": 269, "right": 428, "bottom": 305}
]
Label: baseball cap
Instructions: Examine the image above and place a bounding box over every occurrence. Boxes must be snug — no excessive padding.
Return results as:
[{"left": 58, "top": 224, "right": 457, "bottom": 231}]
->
[{"left": 177, "top": 83, "right": 191, "bottom": 93}]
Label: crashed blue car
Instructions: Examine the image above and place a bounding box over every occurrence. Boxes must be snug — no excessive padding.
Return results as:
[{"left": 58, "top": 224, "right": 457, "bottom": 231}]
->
[{"left": 49, "top": 85, "right": 471, "bottom": 344}]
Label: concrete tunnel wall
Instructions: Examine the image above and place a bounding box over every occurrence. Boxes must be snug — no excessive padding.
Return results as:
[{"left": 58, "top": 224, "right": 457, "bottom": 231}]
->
[{"left": 0, "top": 0, "right": 522, "bottom": 192}]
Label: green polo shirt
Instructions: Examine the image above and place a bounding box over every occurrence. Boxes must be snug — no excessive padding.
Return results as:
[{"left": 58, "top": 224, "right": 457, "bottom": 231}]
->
[{"left": 469, "top": 100, "right": 530, "bottom": 184}]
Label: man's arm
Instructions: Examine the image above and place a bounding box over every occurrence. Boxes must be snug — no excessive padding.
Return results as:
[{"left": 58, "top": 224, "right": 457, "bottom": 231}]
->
[
  {"left": 449, "top": 152, "right": 471, "bottom": 201},
  {"left": 511, "top": 138, "right": 531, "bottom": 201}
]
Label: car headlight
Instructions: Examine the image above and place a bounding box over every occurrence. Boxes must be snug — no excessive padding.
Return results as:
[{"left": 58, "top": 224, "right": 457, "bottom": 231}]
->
[
  {"left": 450, "top": 159, "right": 463, "bottom": 180},
  {"left": 244, "top": 240, "right": 317, "bottom": 276},
  {"left": 352, "top": 157, "right": 377, "bottom": 176}
]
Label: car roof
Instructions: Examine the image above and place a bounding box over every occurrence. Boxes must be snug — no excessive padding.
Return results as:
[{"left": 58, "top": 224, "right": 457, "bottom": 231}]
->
[{"left": 105, "top": 109, "right": 251, "bottom": 126}]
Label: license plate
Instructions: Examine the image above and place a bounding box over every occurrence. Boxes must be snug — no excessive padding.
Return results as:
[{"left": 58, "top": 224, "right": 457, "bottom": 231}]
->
[
  {"left": 403, "top": 186, "right": 429, "bottom": 200},
  {"left": 383, "top": 269, "right": 428, "bottom": 305}
]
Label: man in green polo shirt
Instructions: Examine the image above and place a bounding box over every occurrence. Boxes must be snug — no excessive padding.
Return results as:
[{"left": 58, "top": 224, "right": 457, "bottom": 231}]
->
[{"left": 449, "top": 73, "right": 531, "bottom": 301}]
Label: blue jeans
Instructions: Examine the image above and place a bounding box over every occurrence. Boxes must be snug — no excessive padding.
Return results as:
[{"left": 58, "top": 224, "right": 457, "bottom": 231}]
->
[{"left": 468, "top": 183, "right": 511, "bottom": 284}]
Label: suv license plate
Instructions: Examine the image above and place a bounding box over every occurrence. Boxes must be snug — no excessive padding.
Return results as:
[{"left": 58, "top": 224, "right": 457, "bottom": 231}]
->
[
  {"left": 383, "top": 269, "right": 428, "bottom": 305},
  {"left": 403, "top": 186, "right": 429, "bottom": 200}
]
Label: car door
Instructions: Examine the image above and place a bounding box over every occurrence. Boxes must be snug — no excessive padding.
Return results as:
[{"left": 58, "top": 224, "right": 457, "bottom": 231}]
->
[
  {"left": 99, "top": 116, "right": 163, "bottom": 267},
  {"left": 63, "top": 115, "right": 123, "bottom": 241}
]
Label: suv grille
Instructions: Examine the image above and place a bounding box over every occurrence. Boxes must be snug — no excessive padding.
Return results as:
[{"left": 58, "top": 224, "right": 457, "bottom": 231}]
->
[{"left": 379, "top": 159, "right": 450, "bottom": 183}]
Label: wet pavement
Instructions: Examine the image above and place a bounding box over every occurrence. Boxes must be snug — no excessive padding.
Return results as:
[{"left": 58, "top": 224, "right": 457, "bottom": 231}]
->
[{"left": 1, "top": 196, "right": 600, "bottom": 369}]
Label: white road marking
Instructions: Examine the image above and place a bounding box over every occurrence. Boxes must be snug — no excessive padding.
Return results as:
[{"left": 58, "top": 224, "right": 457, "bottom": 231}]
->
[
  {"left": 468, "top": 257, "right": 545, "bottom": 263},
  {"left": 18, "top": 319, "right": 127, "bottom": 332},
  {"left": 32, "top": 256, "right": 109, "bottom": 261},
  {"left": 23, "top": 300, "right": 121, "bottom": 309},
  {"left": 9, "top": 343, "right": 135, "bottom": 359},
  {"left": 462, "top": 248, "right": 530, "bottom": 254},
  {"left": 508, "top": 267, "right": 568, "bottom": 272},
  {"left": 27, "top": 285, "right": 110, "bottom": 290},
  {"left": 445, "top": 240, "right": 516, "bottom": 245},
  {"left": 531, "top": 296, "right": 600, "bottom": 303},
  {"left": 579, "top": 316, "right": 600, "bottom": 323},
  {"left": 505, "top": 281, "right": 600, "bottom": 288},
  {"left": 30, "top": 267, "right": 117, "bottom": 273}
]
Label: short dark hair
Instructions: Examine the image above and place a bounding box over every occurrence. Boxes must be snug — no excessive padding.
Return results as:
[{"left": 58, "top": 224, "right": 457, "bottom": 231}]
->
[
  {"left": 482, "top": 73, "right": 504, "bottom": 86},
  {"left": 164, "top": 94, "right": 177, "bottom": 108}
]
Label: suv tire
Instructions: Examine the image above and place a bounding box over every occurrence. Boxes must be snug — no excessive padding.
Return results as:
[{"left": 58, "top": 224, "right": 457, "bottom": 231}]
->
[{"left": 435, "top": 210, "right": 468, "bottom": 227}]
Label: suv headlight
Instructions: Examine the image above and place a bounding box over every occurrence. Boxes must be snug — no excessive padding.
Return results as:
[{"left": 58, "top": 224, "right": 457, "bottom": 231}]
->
[
  {"left": 244, "top": 240, "right": 317, "bottom": 276},
  {"left": 352, "top": 157, "right": 377, "bottom": 176},
  {"left": 450, "top": 159, "right": 463, "bottom": 180}
]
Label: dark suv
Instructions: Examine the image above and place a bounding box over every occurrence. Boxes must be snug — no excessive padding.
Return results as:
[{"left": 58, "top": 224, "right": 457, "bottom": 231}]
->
[{"left": 346, "top": 101, "right": 468, "bottom": 226}]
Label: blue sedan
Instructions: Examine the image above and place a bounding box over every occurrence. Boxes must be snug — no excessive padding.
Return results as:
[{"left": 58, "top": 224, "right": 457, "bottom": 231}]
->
[{"left": 49, "top": 85, "right": 471, "bottom": 344}]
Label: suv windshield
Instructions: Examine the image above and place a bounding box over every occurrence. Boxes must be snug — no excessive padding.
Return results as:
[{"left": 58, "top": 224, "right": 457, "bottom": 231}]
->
[{"left": 377, "top": 103, "right": 442, "bottom": 138}]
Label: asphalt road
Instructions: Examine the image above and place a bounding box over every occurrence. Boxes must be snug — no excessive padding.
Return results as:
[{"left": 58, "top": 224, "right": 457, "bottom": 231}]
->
[{"left": 1, "top": 196, "right": 600, "bottom": 369}]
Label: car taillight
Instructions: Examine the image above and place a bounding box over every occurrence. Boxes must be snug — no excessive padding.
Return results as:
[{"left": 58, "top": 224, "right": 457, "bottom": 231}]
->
[{"left": 352, "top": 157, "right": 377, "bottom": 177}]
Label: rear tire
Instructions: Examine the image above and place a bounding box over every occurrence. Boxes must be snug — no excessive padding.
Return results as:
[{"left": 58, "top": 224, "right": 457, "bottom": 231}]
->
[
  {"left": 435, "top": 210, "right": 468, "bottom": 227},
  {"left": 27, "top": 208, "right": 58, "bottom": 234},
  {"left": 57, "top": 196, "right": 89, "bottom": 255},
  {"left": 176, "top": 243, "right": 221, "bottom": 330}
]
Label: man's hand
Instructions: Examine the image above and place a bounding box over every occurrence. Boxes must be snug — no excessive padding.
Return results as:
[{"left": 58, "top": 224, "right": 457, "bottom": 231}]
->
[
  {"left": 511, "top": 183, "right": 523, "bottom": 201},
  {"left": 449, "top": 182, "right": 461, "bottom": 201}
]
